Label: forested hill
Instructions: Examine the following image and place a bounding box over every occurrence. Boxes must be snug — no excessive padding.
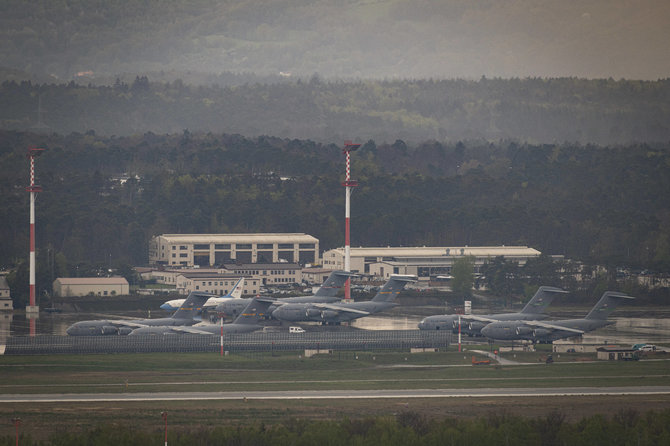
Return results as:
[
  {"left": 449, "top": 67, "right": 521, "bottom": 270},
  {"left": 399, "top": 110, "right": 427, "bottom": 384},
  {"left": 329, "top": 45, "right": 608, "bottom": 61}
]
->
[
  {"left": 1, "top": 131, "right": 669, "bottom": 286},
  {"left": 2, "top": 77, "right": 670, "bottom": 145},
  {"left": 1, "top": 0, "right": 668, "bottom": 80}
]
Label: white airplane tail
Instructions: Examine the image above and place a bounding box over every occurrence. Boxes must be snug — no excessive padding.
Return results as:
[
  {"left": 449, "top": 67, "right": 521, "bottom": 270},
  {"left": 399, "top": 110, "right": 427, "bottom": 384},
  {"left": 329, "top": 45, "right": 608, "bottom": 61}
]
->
[{"left": 228, "top": 277, "right": 245, "bottom": 298}]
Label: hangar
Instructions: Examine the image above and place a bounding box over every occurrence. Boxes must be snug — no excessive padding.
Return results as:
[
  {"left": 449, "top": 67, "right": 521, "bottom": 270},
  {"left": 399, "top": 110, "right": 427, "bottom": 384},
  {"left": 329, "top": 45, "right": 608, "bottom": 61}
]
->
[
  {"left": 149, "top": 233, "right": 319, "bottom": 267},
  {"left": 322, "top": 246, "right": 541, "bottom": 279}
]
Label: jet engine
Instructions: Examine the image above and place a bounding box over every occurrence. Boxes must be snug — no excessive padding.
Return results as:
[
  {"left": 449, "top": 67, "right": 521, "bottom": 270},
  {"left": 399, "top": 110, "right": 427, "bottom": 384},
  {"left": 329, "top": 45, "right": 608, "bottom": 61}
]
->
[
  {"left": 117, "top": 327, "right": 134, "bottom": 336},
  {"left": 101, "top": 325, "right": 119, "bottom": 335},
  {"left": 532, "top": 328, "right": 552, "bottom": 338},
  {"left": 320, "top": 310, "right": 339, "bottom": 320},
  {"left": 305, "top": 308, "right": 321, "bottom": 318},
  {"left": 468, "top": 321, "right": 486, "bottom": 332},
  {"left": 515, "top": 326, "right": 533, "bottom": 336}
]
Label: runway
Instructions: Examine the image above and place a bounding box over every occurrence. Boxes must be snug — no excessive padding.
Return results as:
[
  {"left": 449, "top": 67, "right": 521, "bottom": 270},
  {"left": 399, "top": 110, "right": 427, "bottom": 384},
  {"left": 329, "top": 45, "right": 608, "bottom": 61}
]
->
[{"left": 3, "top": 386, "right": 670, "bottom": 403}]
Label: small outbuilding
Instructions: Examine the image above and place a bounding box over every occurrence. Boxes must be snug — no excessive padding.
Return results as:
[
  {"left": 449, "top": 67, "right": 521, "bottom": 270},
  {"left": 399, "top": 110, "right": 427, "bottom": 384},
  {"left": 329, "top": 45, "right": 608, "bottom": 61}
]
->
[
  {"left": 596, "top": 346, "right": 639, "bottom": 361},
  {"left": 0, "top": 275, "right": 12, "bottom": 310},
  {"left": 53, "top": 277, "right": 130, "bottom": 297}
]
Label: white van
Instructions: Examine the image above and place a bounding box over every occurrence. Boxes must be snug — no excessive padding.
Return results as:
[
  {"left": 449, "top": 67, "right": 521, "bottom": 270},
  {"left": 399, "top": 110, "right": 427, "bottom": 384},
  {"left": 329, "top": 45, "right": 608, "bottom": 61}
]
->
[{"left": 289, "top": 326, "right": 305, "bottom": 334}]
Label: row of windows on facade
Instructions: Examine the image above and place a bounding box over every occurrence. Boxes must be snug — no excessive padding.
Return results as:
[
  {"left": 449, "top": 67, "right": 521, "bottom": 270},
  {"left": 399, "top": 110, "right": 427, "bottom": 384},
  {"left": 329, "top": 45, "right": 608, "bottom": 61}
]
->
[
  {"left": 199, "top": 281, "right": 258, "bottom": 287},
  {"left": 195, "top": 287, "right": 258, "bottom": 294},
  {"left": 231, "top": 270, "right": 297, "bottom": 275},
  {"left": 166, "top": 244, "right": 315, "bottom": 250}
]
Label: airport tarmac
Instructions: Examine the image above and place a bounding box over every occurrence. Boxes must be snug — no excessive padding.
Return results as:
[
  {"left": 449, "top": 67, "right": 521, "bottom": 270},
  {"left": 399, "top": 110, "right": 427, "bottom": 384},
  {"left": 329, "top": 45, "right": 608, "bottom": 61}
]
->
[
  {"left": 2, "top": 310, "right": 670, "bottom": 347},
  {"left": 3, "top": 386, "right": 670, "bottom": 403}
]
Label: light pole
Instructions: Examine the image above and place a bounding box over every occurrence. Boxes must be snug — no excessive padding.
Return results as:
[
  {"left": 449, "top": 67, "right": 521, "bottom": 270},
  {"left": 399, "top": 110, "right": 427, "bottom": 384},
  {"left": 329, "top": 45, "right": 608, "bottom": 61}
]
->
[
  {"left": 219, "top": 313, "right": 224, "bottom": 356},
  {"left": 342, "top": 141, "right": 360, "bottom": 300},
  {"left": 11, "top": 417, "right": 21, "bottom": 446},
  {"left": 161, "top": 411, "right": 168, "bottom": 446}
]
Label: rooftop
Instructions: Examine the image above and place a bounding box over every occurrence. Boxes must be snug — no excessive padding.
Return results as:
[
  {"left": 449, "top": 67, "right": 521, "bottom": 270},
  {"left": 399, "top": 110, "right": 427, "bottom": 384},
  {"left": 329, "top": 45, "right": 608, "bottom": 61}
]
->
[
  {"left": 326, "top": 246, "right": 541, "bottom": 257},
  {"left": 156, "top": 233, "right": 318, "bottom": 243},
  {"left": 54, "top": 277, "right": 129, "bottom": 285}
]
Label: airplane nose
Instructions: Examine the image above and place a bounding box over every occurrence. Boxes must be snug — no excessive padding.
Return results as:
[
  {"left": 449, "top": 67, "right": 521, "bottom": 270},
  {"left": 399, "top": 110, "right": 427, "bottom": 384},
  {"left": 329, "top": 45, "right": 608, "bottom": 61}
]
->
[
  {"left": 160, "top": 303, "right": 170, "bottom": 310},
  {"left": 480, "top": 325, "right": 491, "bottom": 337},
  {"left": 271, "top": 308, "right": 282, "bottom": 319},
  {"left": 418, "top": 320, "right": 425, "bottom": 330}
]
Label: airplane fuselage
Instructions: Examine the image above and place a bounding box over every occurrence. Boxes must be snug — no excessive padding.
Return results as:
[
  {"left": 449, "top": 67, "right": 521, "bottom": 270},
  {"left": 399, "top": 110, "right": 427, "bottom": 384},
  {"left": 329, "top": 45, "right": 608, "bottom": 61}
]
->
[
  {"left": 65, "top": 317, "right": 201, "bottom": 336},
  {"left": 272, "top": 301, "right": 398, "bottom": 323},
  {"left": 418, "top": 312, "right": 549, "bottom": 335},
  {"left": 480, "top": 319, "right": 614, "bottom": 342}
]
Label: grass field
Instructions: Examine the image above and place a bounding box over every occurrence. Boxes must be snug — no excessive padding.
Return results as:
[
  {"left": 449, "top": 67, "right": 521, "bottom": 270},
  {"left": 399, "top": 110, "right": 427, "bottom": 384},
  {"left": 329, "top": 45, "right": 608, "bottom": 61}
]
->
[{"left": 1, "top": 349, "right": 669, "bottom": 439}]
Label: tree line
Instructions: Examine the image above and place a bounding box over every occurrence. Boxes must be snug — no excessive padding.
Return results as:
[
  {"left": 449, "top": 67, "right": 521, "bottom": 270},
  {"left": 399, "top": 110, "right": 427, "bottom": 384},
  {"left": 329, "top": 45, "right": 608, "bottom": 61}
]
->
[{"left": 1, "top": 76, "right": 669, "bottom": 145}]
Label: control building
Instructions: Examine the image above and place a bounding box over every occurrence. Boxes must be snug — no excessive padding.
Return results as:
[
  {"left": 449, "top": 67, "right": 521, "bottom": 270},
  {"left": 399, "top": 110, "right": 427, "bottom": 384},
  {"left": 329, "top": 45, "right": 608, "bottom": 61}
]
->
[
  {"left": 322, "top": 246, "right": 542, "bottom": 280},
  {"left": 149, "top": 233, "right": 319, "bottom": 267}
]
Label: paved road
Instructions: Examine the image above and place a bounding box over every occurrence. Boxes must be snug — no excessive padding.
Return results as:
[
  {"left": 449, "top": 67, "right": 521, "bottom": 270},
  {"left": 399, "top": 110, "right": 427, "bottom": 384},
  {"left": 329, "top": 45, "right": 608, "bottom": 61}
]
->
[{"left": 3, "top": 387, "right": 670, "bottom": 403}]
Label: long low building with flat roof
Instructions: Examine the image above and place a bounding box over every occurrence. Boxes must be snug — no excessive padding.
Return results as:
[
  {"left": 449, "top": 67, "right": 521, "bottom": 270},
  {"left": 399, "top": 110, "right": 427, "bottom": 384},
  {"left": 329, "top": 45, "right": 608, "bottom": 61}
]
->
[
  {"left": 149, "top": 233, "right": 319, "bottom": 267},
  {"left": 322, "top": 246, "right": 542, "bottom": 279},
  {"left": 53, "top": 277, "right": 130, "bottom": 297}
]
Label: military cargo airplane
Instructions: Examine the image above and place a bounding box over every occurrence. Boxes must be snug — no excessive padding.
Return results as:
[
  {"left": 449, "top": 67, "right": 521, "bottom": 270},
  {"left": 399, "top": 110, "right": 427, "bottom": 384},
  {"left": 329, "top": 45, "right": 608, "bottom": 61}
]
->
[
  {"left": 215, "top": 270, "right": 356, "bottom": 318},
  {"left": 160, "top": 277, "right": 245, "bottom": 311},
  {"left": 480, "top": 291, "right": 634, "bottom": 342},
  {"left": 128, "top": 297, "right": 274, "bottom": 335},
  {"left": 417, "top": 286, "right": 568, "bottom": 335},
  {"left": 271, "top": 274, "right": 416, "bottom": 324},
  {"left": 65, "top": 291, "right": 211, "bottom": 336}
]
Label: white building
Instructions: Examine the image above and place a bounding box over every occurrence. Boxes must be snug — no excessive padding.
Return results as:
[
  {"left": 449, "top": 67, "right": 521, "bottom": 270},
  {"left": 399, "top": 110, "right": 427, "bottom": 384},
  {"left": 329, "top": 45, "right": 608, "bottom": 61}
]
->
[
  {"left": 149, "top": 233, "right": 319, "bottom": 267},
  {"left": 322, "top": 246, "right": 542, "bottom": 279},
  {"left": 53, "top": 277, "right": 130, "bottom": 297},
  {"left": 220, "top": 263, "right": 302, "bottom": 287},
  {"left": 141, "top": 264, "right": 302, "bottom": 295},
  {"left": 175, "top": 273, "right": 261, "bottom": 296}
]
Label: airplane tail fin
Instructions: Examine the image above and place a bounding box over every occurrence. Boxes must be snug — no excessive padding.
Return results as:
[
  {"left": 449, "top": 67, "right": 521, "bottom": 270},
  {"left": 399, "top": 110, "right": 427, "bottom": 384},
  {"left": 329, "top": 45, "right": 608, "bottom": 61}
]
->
[
  {"left": 371, "top": 275, "right": 416, "bottom": 302},
  {"left": 313, "top": 270, "right": 357, "bottom": 297},
  {"left": 232, "top": 297, "right": 275, "bottom": 325},
  {"left": 226, "top": 277, "right": 245, "bottom": 299},
  {"left": 585, "top": 291, "right": 635, "bottom": 320},
  {"left": 520, "top": 286, "right": 568, "bottom": 314},
  {"left": 171, "top": 291, "right": 212, "bottom": 320}
]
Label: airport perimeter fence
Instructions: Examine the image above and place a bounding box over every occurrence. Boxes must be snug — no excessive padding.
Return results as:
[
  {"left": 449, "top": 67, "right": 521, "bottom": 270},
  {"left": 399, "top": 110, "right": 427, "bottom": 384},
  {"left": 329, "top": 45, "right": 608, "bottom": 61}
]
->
[{"left": 3, "top": 330, "right": 450, "bottom": 355}]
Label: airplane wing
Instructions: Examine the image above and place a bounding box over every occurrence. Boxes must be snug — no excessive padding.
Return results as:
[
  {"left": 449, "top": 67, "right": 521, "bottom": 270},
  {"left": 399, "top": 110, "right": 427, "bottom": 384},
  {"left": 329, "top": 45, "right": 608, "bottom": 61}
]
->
[
  {"left": 458, "top": 315, "right": 499, "bottom": 323},
  {"left": 518, "top": 320, "right": 585, "bottom": 334},
  {"left": 107, "top": 320, "right": 151, "bottom": 328},
  {"left": 163, "top": 325, "right": 217, "bottom": 334},
  {"left": 311, "top": 303, "right": 370, "bottom": 315}
]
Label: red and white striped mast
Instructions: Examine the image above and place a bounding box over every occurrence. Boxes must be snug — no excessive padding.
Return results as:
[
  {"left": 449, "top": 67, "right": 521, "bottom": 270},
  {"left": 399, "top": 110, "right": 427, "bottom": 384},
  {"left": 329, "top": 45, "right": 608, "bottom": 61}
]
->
[
  {"left": 26, "top": 148, "right": 44, "bottom": 316},
  {"left": 342, "top": 141, "right": 360, "bottom": 300}
]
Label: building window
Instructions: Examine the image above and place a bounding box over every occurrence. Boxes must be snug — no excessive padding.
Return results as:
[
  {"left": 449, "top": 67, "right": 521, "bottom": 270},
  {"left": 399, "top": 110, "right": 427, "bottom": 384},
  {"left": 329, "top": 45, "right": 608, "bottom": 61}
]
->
[
  {"left": 180, "top": 245, "right": 187, "bottom": 250},
  {"left": 215, "top": 244, "right": 231, "bottom": 249},
  {"left": 257, "top": 244, "right": 273, "bottom": 249},
  {"left": 278, "top": 244, "right": 293, "bottom": 249},
  {"left": 299, "top": 244, "right": 315, "bottom": 249},
  {"left": 194, "top": 244, "right": 209, "bottom": 250},
  {"left": 236, "top": 244, "right": 252, "bottom": 249},
  {"left": 179, "top": 253, "right": 187, "bottom": 258}
]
